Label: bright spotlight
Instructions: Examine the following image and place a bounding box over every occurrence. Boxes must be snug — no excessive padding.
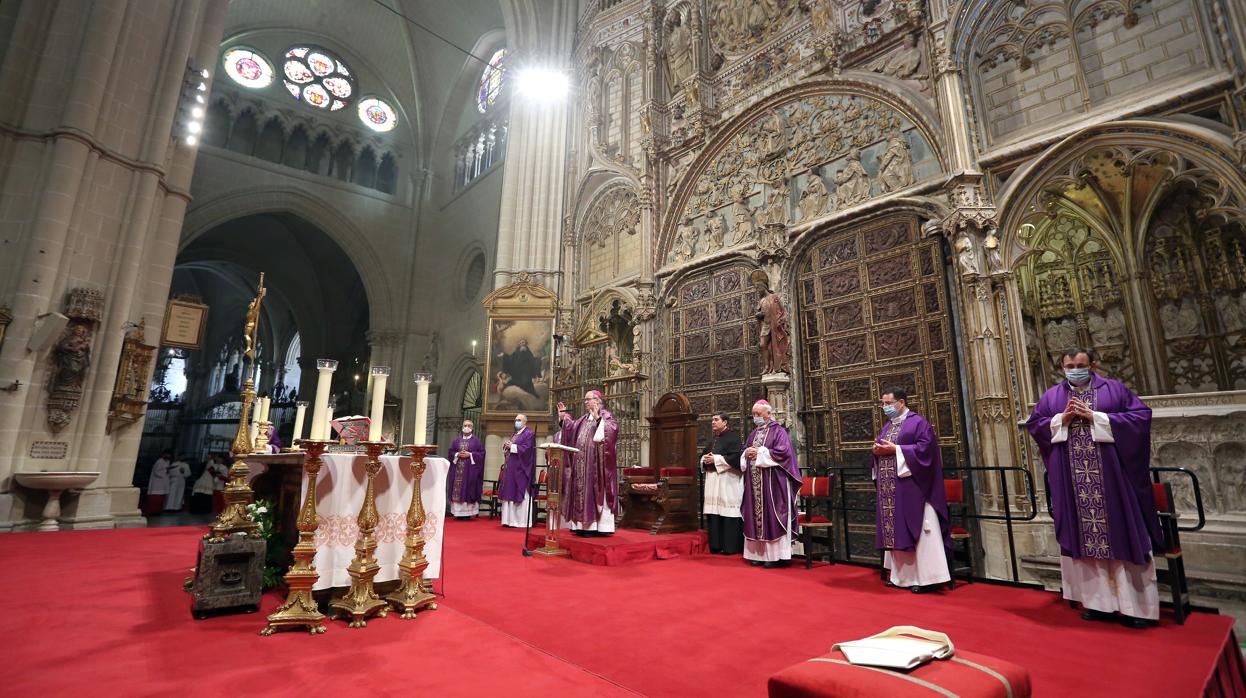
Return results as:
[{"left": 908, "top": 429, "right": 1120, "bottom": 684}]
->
[
  {"left": 187, "top": 121, "right": 202, "bottom": 134},
  {"left": 194, "top": 95, "right": 205, "bottom": 104},
  {"left": 185, "top": 135, "right": 198, "bottom": 146},
  {"left": 200, "top": 68, "right": 210, "bottom": 79},
  {"left": 515, "top": 68, "right": 569, "bottom": 103},
  {"left": 191, "top": 106, "right": 204, "bottom": 119}
]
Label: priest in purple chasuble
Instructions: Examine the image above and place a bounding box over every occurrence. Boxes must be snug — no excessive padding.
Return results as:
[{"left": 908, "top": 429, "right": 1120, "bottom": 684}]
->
[
  {"left": 871, "top": 387, "right": 952, "bottom": 592},
  {"left": 448, "top": 418, "right": 486, "bottom": 520},
  {"left": 741, "top": 399, "right": 801, "bottom": 568},
  {"left": 499, "top": 413, "right": 537, "bottom": 528},
  {"left": 1026, "top": 347, "right": 1163, "bottom": 628},
  {"left": 557, "top": 390, "right": 620, "bottom": 537}
]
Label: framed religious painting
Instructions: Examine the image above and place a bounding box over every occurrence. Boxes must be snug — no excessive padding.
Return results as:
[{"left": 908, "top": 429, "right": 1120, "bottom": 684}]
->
[{"left": 481, "top": 272, "right": 558, "bottom": 426}]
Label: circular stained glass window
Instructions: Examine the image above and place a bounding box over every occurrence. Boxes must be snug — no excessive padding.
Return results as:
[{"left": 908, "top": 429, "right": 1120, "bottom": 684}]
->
[
  {"left": 281, "top": 45, "right": 355, "bottom": 111},
  {"left": 222, "top": 47, "right": 274, "bottom": 89},
  {"left": 357, "top": 97, "right": 397, "bottom": 132}
]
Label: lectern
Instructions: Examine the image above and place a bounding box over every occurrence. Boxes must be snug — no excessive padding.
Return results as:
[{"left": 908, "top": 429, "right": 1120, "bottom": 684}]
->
[{"left": 534, "top": 443, "right": 578, "bottom": 556}]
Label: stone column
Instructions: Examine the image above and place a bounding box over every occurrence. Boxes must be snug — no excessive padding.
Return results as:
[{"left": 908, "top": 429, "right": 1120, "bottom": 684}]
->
[
  {"left": 0, "top": 0, "right": 229, "bottom": 531},
  {"left": 494, "top": 0, "right": 579, "bottom": 291}
]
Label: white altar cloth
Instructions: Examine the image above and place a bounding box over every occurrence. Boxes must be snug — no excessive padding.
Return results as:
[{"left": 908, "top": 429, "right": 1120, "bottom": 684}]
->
[{"left": 300, "top": 454, "right": 448, "bottom": 591}]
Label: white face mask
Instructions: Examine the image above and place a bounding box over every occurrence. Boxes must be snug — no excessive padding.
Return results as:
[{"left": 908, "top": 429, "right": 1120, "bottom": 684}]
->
[{"left": 462, "top": 427, "right": 472, "bottom": 435}]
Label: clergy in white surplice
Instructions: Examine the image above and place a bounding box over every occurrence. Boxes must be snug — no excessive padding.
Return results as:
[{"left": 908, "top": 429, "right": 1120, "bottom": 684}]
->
[
  {"left": 499, "top": 414, "right": 537, "bottom": 528},
  {"left": 700, "top": 412, "right": 744, "bottom": 555},
  {"left": 1027, "top": 347, "right": 1164, "bottom": 629},
  {"left": 871, "top": 387, "right": 952, "bottom": 593}
]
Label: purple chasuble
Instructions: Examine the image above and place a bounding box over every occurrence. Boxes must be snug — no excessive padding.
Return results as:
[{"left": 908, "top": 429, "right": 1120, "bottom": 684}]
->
[
  {"left": 499, "top": 427, "right": 537, "bottom": 503},
  {"left": 741, "top": 421, "right": 801, "bottom": 541},
  {"left": 1026, "top": 374, "right": 1162, "bottom": 565},
  {"left": 560, "top": 408, "right": 619, "bottom": 524},
  {"left": 447, "top": 435, "right": 486, "bottom": 504},
  {"left": 871, "top": 412, "right": 951, "bottom": 553}
]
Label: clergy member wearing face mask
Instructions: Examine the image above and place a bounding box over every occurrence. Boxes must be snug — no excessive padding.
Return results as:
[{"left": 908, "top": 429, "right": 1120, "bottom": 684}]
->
[
  {"left": 499, "top": 414, "right": 537, "bottom": 528},
  {"left": 1026, "top": 347, "right": 1163, "bottom": 629},
  {"left": 448, "top": 419, "right": 487, "bottom": 520},
  {"left": 741, "top": 399, "right": 801, "bottom": 568},
  {"left": 871, "top": 387, "right": 952, "bottom": 593}
]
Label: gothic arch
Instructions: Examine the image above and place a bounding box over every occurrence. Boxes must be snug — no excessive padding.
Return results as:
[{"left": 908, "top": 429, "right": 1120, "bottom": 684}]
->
[
  {"left": 181, "top": 187, "right": 397, "bottom": 333},
  {"left": 658, "top": 78, "right": 947, "bottom": 268}
]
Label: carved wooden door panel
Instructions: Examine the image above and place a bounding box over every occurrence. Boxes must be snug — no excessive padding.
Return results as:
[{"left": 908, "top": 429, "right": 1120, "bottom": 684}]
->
[
  {"left": 668, "top": 263, "right": 766, "bottom": 446},
  {"left": 797, "top": 215, "right": 968, "bottom": 557}
]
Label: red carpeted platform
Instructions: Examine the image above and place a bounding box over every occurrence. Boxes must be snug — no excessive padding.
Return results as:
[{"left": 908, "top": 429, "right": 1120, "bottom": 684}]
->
[
  {"left": 522, "top": 526, "right": 708, "bottom": 565},
  {"left": 0, "top": 519, "right": 1241, "bottom": 697}
]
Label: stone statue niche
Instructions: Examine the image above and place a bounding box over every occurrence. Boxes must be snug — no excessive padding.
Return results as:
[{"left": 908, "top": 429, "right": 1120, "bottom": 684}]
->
[{"left": 599, "top": 299, "right": 636, "bottom": 363}]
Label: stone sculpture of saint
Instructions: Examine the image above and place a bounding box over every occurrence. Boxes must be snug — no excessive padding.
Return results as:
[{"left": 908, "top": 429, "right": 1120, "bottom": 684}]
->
[
  {"left": 798, "top": 171, "right": 830, "bottom": 221},
  {"left": 52, "top": 324, "right": 92, "bottom": 391},
  {"left": 665, "top": 15, "right": 694, "bottom": 88},
  {"left": 706, "top": 212, "right": 726, "bottom": 249},
  {"left": 867, "top": 32, "right": 923, "bottom": 80},
  {"left": 833, "top": 150, "right": 871, "bottom": 208},
  {"left": 674, "top": 218, "right": 698, "bottom": 262},
  {"left": 731, "top": 188, "right": 755, "bottom": 243},
  {"left": 758, "top": 181, "right": 790, "bottom": 226},
  {"left": 983, "top": 231, "right": 1004, "bottom": 272},
  {"left": 955, "top": 232, "right": 980, "bottom": 277},
  {"left": 751, "top": 270, "right": 791, "bottom": 375},
  {"left": 877, "top": 135, "right": 913, "bottom": 193},
  {"left": 759, "top": 111, "right": 786, "bottom": 157}
]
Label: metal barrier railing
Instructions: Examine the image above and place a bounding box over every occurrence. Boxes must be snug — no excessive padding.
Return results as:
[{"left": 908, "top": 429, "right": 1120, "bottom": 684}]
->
[{"left": 1149, "top": 466, "right": 1207, "bottom": 532}]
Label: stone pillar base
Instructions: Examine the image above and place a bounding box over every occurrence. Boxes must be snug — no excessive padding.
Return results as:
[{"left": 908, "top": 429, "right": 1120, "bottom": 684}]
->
[{"left": 761, "top": 372, "right": 792, "bottom": 425}]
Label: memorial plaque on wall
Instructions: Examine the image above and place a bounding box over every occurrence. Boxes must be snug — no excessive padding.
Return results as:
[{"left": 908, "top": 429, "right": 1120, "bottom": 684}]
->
[{"left": 162, "top": 299, "right": 209, "bottom": 349}]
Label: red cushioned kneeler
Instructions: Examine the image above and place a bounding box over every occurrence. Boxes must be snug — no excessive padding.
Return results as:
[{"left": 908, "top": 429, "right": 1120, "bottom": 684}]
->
[{"left": 768, "top": 648, "right": 1031, "bottom": 698}]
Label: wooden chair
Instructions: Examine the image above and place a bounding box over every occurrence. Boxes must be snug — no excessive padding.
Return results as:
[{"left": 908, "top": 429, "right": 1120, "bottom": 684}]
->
[
  {"left": 944, "top": 479, "right": 973, "bottom": 590},
  {"left": 532, "top": 468, "right": 549, "bottom": 523},
  {"left": 798, "top": 475, "right": 835, "bottom": 568},
  {"left": 482, "top": 464, "right": 505, "bottom": 519},
  {"left": 620, "top": 466, "right": 699, "bottom": 534},
  {"left": 1152, "top": 481, "right": 1191, "bottom": 624}
]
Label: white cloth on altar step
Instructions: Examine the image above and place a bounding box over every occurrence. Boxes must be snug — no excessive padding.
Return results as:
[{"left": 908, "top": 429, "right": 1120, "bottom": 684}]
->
[
  {"left": 501, "top": 494, "right": 532, "bottom": 527},
  {"left": 744, "top": 532, "right": 792, "bottom": 562},
  {"left": 1048, "top": 410, "right": 1114, "bottom": 444},
  {"left": 883, "top": 502, "right": 951, "bottom": 587},
  {"left": 451, "top": 501, "right": 479, "bottom": 517},
  {"left": 1060, "top": 555, "right": 1159, "bottom": 619},
  {"left": 704, "top": 454, "right": 744, "bottom": 518},
  {"left": 564, "top": 505, "right": 616, "bottom": 532}
]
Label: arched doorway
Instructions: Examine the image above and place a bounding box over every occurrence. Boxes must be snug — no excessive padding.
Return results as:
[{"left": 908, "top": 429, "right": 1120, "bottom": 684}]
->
[{"left": 134, "top": 213, "right": 370, "bottom": 494}]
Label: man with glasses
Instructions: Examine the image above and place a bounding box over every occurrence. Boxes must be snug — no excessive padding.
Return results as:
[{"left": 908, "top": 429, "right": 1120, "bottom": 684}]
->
[{"left": 557, "top": 390, "right": 619, "bottom": 537}]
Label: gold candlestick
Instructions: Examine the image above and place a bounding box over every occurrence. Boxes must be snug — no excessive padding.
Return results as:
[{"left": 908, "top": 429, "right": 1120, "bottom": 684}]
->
[
  {"left": 210, "top": 380, "right": 259, "bottom": 541},
  {"left": 261, "top": 439, "right": 330, "bottom": 636},
  {"left": 386, "top": 444, "right": 438, "bottom": 619},
  {"left": 254, "top": 420, "right": 271, "bottom": 454},
  {"left": 330, "top": 440, "right": 390, "bottom": 628}
]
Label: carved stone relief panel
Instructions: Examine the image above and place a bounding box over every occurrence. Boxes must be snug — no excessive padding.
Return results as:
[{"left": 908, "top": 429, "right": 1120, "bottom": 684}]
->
[
  {"left": 707, "top": 0, "right": 801, "bottom": 56},
  {"left": 968, "top": 0, "right": 1213, "bottom": 146},
  {"left": 580, "top": 185, "right": 642, "bottom": 285},
  {"left": 666, "top": 93, "right": 940, "bottom": 267}
]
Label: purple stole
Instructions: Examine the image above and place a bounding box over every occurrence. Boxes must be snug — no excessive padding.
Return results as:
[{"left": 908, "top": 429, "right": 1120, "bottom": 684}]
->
[
  {"left": 875, "top": 420, "right": 904, "bottom": 550},
  {"left": 1068, "top": 383, "right": 1112, "bottom": 559}
]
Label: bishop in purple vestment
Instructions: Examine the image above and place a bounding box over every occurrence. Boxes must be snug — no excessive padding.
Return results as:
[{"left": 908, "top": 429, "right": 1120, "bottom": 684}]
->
[
  {"left": 557, "top": 390, "right": 619, "bottom": 536},
  {"left": 448, "top": 418, "right": 486, "bottom": 519},
  {"left": 499, "top": 413, "right": 537, "bottom": 527},
  {"left": 1026, "top": 347, "right": 1162, "bottom": 627},
  {"left": 741, "top": 399, "right": 801, "bottom": 568},
  {"left": 871, "top": 387, "right": 951, "bottom": 592}
]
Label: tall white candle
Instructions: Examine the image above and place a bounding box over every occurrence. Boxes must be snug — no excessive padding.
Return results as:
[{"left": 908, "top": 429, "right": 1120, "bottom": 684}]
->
[
  {"left": 260, "top": 397, "right": 271, "bottom": 423},
  {"left": 309, "top": 359, "right": 337, "bottom": 440},
  {"left": 326, "top": 406, "right": 335, "bottom": 442},
  {"left": 413, "top": 372, "right": 431, "bottom": 445},
  {"left": 369, "top": 367, "right": 390, "bottom": 441},
  {"left": 292, "top": 401, "right": 308, "bottom": 445}
]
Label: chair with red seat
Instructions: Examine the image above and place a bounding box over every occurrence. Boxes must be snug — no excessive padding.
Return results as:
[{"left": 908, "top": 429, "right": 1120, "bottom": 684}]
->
[
  {"left": 944, "top": 479, "right": 973, "bottom": 589},
  {"left": 1152, "top": 480, "right": 1191, "bottom": 624},
  {"left": 798, "top": 475, "right": 835, "bottom": 569},
  {"left": 531, "top": 468, "right": 550, "bottom": 523},
  {"left": 482, "top": 464, "right": 505, "bottom": 519}
]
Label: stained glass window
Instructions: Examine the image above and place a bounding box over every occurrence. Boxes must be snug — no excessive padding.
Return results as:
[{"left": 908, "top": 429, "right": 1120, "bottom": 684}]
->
[
  {"left": 357, "top": 98, "right": 397, "bottom": 132},
  {"left": 476, "top": 48, "right": 507, "bottom": 114},
  {"left": 222, "top": 47, "right": 274, "bottom": 89},
  {"left": 282, "top": 45, "right": 355, "bottom": 111}
]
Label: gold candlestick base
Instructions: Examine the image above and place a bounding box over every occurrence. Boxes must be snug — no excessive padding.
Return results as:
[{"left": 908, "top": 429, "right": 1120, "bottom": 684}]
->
[
  {"left": 386, "top": 444, "right": 438, "bottom": 619},
  {"left": 330, "top": 441, "right": 390, "bottom": 628},
  {"left": 211, "top": 381, "right": 260, "bottom": 541},
  {"left": 261, "top": 439, "right": 330, "bottom": 636},
  {"left": 253, "top": 420, "right": 271, "bottom": 454}
]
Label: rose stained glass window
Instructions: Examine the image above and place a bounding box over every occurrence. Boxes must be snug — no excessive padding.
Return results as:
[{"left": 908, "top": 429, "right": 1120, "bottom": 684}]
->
[
  {"left": 222, "top": 47, "right": 274, "bottom": 89},
  {"left": 282, "top": 45, "right": 355, "bottom": 111},
  {"left": 357, "top": 98, "right": 397, "bottom": 132}
]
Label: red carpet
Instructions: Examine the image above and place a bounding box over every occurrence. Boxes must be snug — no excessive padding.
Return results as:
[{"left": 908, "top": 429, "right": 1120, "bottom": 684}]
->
[
  {"left": 0, "top": 518, "right": 1239, "bottom": 697},
  {"left": 523, "top": 526, "right": 708, "bottom": 565}
]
